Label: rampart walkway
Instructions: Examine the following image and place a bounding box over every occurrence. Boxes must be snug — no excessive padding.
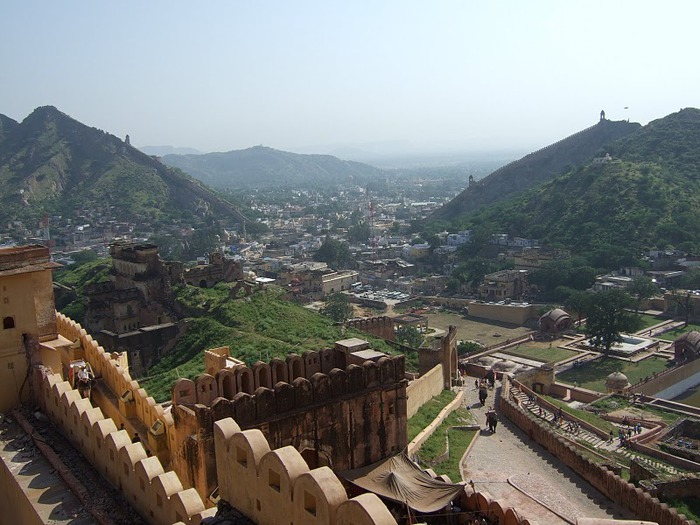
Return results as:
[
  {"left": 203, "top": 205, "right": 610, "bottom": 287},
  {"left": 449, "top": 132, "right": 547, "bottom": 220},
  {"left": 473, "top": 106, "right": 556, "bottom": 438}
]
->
[{"left": 460, "top": 382, "right": 634, "bottom": 524}]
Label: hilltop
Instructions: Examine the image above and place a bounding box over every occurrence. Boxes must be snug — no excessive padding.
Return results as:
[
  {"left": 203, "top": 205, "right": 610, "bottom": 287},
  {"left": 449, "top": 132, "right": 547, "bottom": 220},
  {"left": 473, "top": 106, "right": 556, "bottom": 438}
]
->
[
  {"left": 432, "top": 118, "right": 640, "bottom": 220},
  {"left": 160, "top": 145, "right": 387, "bottom": 189},
  {"left": 0, "top": 106, "right": 247, "bottom": 225},
  {"left": 451, "top": 108, "right": 700, "bottom": 261}
]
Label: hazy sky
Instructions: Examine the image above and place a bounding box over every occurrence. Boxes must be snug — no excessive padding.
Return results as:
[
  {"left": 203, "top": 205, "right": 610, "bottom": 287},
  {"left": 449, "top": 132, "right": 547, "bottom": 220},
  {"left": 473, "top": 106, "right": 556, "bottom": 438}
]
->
[{"left": 2, "top": 1, "right": 698, "bottom": 155}]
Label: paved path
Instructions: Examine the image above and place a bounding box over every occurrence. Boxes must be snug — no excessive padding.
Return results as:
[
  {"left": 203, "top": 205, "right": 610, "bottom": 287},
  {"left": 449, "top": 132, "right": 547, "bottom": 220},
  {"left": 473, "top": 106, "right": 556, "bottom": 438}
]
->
[{"left": 460, "top": 382, "right": 635, "bottom": 524}]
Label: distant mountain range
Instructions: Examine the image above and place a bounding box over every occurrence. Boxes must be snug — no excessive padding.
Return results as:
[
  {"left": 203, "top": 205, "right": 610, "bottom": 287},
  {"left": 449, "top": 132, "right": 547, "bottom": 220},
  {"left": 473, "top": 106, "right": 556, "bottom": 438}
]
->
[
  {"left": 160, "top": 145, "right": 387, "bottom": 189},
  {"left": 0, "top": 106, "right": 247, "bottom": 225},
  {"left": 434, "top": 108, "right": 700, "bottom": 262}
]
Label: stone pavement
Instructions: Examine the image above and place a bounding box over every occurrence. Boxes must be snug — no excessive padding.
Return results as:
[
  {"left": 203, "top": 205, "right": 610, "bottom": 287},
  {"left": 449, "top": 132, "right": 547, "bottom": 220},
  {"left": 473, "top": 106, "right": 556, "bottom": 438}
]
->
[{"left": 460, "top": 381, "right": 635, "bottom": 524}]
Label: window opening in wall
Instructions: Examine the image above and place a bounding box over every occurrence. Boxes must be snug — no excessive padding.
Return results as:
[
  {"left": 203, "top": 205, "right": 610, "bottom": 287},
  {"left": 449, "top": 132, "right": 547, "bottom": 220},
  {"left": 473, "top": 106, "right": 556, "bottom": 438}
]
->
[
  {"left": 156, "top": 495, "right": 163, "bottom": 507},
  {"left": 304, "top": 491, "right": 317, "bottom": 516},
  {"left": 3, "top": 316, "right": 15, "bottom": 329},
  {"left": 268, "top": 469, "right": 281, "bottom": 492},
  {"left": 236, "top": 446, "right": 247, "bottom": 467},
  {"left": 123, "top": 463, "right": 129, "bottom": 476}
]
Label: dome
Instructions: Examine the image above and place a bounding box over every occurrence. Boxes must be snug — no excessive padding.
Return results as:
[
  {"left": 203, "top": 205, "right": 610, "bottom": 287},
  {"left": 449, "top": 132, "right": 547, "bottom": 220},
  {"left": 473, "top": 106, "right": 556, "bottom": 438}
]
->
[
  {"left": 605, "top": 371, "right": 630, "bottom": 392},
  {"left": 540, "top": 308, "right": 570, "bottom": 323}
]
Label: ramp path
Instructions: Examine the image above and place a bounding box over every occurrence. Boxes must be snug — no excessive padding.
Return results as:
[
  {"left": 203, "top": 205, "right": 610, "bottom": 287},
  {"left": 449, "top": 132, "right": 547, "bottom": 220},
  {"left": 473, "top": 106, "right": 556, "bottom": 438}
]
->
[{"left": 460, "top": 381, "right": 635, "bottom": 524}]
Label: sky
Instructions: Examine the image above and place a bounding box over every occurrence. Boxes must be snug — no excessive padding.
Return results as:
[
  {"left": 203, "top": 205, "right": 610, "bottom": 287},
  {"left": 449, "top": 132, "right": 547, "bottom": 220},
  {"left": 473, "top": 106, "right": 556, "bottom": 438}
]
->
[{"left": 2, "top": 1, "right": 699, "bottom": 158}]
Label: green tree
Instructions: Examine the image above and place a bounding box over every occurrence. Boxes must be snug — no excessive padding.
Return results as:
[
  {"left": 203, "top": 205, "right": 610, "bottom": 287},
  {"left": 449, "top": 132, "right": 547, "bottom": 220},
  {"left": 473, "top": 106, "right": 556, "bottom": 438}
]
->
[
  {"left": 457, "top": 340, "right": 481, "bottom": 356},
  {"left": 626, "top": 276, "right": 659, "bottom": 313},
  {"left": 313, "top": 236, "right": 352, "bottom": 269},
  {"left": 585, "top": 290, "right": 641, "bottom": 353},
  {"left": 320, "top": 293, "right": 354, "bottom": 323},
  {"left": 395, "top": 325, "right": 423, "bottom": 349},
  {"left": 564, "top": 289, "right": 592, "bottom": 326},
  {"left": 681, "top": 268, "right": 700, "bottom": 290},
  {"left": 348, "top": 221, "right": 371, "bottom": 243}
]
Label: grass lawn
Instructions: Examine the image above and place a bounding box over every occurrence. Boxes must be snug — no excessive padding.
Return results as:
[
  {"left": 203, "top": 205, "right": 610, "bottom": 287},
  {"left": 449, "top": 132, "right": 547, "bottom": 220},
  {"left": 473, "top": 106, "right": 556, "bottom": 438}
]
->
[
  {"left": 637, "top": 313, "right": 666, "bottom": 330},
  {"left": 657, "top": 322, "right": 700, "bottom": 342},
  {"left": 416, "top": 406, "right": 476, "bottom": 482},
  {"left": 557, "top": 357, "right": 672, "bottom": 393},
  {"left": 407, "top": 390, "right": 456, "bottom": 442},
  {"left": 500, "top": 345, "right": 579, "bottom": 363}
]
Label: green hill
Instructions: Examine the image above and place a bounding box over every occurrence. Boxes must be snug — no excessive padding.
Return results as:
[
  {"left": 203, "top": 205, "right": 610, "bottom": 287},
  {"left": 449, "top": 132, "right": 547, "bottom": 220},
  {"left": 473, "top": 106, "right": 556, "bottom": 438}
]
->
[
  {"left": 448, "top": 108, "right": 700, "bottom": 263},
  {"left": 432, "top": 118, "right": 640, "bottom": 220},
  {"left": 161, "top": 145, "right": 387, "bottom": 189},
  {"left": 0, "top": 106, "right": 247, "bottom": 225},
  {"left": 138, "top": 284, "right": 400, "bottom": 402}
]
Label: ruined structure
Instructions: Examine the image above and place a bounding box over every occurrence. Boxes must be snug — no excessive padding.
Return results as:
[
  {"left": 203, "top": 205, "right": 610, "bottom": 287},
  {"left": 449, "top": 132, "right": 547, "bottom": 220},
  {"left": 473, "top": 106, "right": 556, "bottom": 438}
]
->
[
  {"left": 169, "top": 340, "right": 408, "bottom": 500},
  {"left": 180, "top": 251, "right": 243, "bottom": 288},
  {"left": 418, "top": 325, "right": 458, "bottom": 389},
  {"left": 85, "top": 242, "right": 180, "bottom": 376}
]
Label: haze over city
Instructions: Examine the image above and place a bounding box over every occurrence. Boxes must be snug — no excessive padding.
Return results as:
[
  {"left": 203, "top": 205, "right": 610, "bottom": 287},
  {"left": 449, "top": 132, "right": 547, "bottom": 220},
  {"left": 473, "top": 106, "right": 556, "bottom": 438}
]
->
[{"left": 2, "top": 1, "right": 699, "bottom": 159}]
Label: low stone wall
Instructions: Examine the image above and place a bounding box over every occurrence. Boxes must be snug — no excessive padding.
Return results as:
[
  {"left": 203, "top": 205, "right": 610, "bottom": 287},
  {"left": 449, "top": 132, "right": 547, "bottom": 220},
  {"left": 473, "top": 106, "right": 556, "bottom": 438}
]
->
[
  {"left": 407, "top": 390, "right": 464, "bottom": 456},
  {"left": 406, "top": 364, "right": 444, "bottom": 418},
  {"left": 500, "top": 378, "right": 696, "bottom": 525}
]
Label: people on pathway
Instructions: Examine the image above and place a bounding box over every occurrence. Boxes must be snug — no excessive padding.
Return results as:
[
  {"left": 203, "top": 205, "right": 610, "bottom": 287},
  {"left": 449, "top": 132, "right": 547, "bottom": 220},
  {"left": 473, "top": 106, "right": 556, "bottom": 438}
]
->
[{"left": 479, "top": 384, "right": 488, "bottom": 406}]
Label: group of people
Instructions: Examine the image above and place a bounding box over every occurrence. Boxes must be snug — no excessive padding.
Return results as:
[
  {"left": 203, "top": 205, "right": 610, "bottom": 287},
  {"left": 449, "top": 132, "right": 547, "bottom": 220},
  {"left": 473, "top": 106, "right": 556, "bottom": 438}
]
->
[{"left": 608, "top": 419, "right": 643, "bottom": 446}]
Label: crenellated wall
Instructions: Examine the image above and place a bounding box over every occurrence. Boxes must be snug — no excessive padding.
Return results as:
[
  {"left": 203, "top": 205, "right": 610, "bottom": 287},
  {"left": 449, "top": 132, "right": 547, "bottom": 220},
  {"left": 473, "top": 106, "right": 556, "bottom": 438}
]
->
[
  {"left": 346, "top": 316, "right": 396, "bottom": 341},
  {"left": 213, "top": 417, "right": 398, "bottom": 525},
  {"left": 500, "top": 376, "right": 696, "bottom": 525},
  {"left": 170, "top": 355, "right": 409, "bottom": 500},
  {"left": 35, "top": 369, "right": 214, "bottom": 525},
  {"left": 55, "top": 313, "right": 175, "bottom": 465}
]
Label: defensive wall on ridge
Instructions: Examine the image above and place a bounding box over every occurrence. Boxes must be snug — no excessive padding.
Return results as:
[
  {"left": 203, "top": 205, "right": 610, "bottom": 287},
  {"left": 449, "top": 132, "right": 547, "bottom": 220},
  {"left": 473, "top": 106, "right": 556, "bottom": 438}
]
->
[{"left": 500, "top": 376, "right": 696, "bottom": 525}]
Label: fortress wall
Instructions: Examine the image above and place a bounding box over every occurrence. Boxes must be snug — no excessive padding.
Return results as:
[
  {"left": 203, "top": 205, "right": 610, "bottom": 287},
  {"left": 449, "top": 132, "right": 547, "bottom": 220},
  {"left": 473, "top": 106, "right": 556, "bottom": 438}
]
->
[
  {"left": 213, "top": 417, "right": 398, "bottom": 525},
  {"left": 56, "top": 313, "right": 174, "bottom": 462},
  {"left": 346, "top": 316, "right": 395, "bottom": 341},
  {"left": 37, "top": 370, "right": 214, "bottom": 525},
  {"left": 500, "top": 377, "right": 696, "bottom": 525},
  {"left": 406, "top": 364, "right": 444, "bottom": 418},
  {"left": 171, "top": 358, "right": 408, "bottom": 498},
  {"left": 174, "top": 354, "right": 407, "bottom": 410}
]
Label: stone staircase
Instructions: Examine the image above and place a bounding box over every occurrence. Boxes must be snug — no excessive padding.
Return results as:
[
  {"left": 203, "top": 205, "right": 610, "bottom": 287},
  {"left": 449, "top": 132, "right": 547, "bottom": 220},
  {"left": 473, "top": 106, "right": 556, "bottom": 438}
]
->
[{"left": 509, "top": 386, "right": 679, "bottom": 475}]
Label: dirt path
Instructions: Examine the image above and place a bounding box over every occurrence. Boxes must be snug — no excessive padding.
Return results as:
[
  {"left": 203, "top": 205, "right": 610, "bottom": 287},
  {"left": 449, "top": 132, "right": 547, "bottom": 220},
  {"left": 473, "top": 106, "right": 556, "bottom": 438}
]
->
[{"left": 460, "top": 382, "right": 635, "bottom": 524}]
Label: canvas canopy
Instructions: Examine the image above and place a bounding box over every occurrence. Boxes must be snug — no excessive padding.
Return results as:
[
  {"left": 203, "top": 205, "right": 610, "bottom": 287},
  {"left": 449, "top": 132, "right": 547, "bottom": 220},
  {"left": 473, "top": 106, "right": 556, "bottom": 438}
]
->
[{"left": 339, "top": 453, "right": 465, "bottom": 513}]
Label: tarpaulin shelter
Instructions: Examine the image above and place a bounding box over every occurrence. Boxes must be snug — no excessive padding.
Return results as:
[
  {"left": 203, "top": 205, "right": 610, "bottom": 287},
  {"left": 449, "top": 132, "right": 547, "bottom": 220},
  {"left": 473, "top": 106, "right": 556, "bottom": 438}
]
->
[{"left": 339, "top": 452, "right": 465, "bottom": 514}]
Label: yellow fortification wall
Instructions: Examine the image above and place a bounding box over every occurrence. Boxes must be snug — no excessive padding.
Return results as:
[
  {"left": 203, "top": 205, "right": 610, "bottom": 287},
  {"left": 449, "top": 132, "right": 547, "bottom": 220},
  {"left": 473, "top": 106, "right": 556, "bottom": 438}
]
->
[{"left": 37, "top": 370, "right": 213, "bottom": 525}]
